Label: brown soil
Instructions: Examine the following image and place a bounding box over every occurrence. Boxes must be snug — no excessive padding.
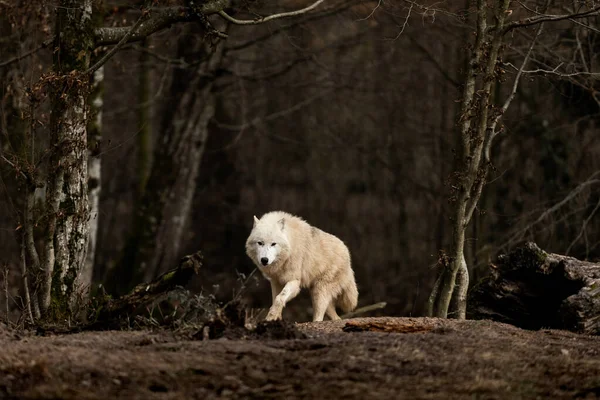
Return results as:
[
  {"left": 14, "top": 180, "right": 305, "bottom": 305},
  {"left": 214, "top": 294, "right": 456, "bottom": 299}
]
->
[{"left": 0, "top": 317, "right": 599, "bottom": 399}]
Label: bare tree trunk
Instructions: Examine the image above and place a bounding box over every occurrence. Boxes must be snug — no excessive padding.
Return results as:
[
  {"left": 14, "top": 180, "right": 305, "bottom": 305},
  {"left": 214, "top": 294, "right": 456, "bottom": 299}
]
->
[
  {"left": 141, "top": 95, "right": 216, "bottom": 283},
  {"left": 137, "top": 37, "right": 152, "bottom": 197},
  {"left": 434, "top": 210, "right": 468, "bottom": 318},
  {"left": 19, "top": 233, "right": 34, "bottom": 323},
  {"left": 453, "top": 255, "right": 469, "bottom": 319},
  {"left": 426, "top": 269, "right": 442, "bottom": 317},
  {"left": 111, "top": 29, "right": 225, "bottom": 294},
  {"left": 81, "top": 65, "right": 103, "bottom": 296},
  {"left": 80, "top": 1, "right": 106, "bottom": 299},
  {"left": 41, "top": 0, "right": 93, "bottom": 316},
  {"left": 431, "top": 0, "right": 512, "bottom": 319}
]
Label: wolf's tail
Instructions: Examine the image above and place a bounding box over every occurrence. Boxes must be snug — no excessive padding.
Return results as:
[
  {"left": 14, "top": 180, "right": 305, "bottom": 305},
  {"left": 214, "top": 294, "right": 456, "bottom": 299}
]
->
[{"left": 338, "top": 280, "right": 358, "bottom": 313}]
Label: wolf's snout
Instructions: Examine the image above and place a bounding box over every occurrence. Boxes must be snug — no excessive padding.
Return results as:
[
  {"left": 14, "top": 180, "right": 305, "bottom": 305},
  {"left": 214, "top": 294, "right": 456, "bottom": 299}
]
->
[{"left": 260, "top": 257, "right": 269, "bottom": 266}]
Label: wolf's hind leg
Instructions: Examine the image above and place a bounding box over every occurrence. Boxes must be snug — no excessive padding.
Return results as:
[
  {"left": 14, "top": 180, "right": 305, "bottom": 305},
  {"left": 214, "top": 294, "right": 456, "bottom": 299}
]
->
[
  {"left": 310, "top": 286, "right": 332, "bottom": 322},
  {"left": 326, "top": 301, "right": 341, "bottom": 321}
]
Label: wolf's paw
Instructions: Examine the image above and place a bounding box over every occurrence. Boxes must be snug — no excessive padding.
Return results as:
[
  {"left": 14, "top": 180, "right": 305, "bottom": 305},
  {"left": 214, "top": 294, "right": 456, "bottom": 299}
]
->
[{"left": 265, "top": 310, "right": 282, "bottom": 321}]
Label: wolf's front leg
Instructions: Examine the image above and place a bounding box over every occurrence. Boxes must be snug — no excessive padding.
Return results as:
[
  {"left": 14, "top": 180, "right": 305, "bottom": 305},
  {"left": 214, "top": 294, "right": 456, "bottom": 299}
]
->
[
  {"left": 266, "top": 280, "right": 300, "bottom": 321},
  {"left": 270, "top": 281, "right": 283, "bottom": 304}
]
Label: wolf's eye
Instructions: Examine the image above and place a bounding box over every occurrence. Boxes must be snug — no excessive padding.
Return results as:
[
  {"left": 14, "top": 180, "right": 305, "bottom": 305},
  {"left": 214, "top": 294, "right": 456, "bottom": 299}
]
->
[
  {"left": 271, "top": 243, "right": 276, "bottom": 247},
  {"left": 257, "top": 241, "right": 264, "bottom": 246}
]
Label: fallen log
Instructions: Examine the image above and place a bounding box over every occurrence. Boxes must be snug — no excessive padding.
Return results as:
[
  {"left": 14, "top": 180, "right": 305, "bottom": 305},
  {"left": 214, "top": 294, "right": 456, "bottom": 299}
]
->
[
  {"left": 343, "top": 318, "right": 438, "bottom": 333},
  {"left": 88, "top": 251, "right": 203, "bottom": 329},
  {"left": 468, "top": 243, "right": 600, "bottom": 335}
]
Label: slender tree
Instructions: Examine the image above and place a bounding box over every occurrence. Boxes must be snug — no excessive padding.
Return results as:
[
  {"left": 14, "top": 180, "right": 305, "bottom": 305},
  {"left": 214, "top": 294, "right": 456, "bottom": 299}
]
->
[{"left": 426, "top": 0, "right": 600, "bottom": 319}]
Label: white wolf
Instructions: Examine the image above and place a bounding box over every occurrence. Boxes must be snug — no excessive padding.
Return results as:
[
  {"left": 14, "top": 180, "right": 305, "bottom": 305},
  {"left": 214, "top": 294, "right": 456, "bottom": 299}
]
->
[{"left": 245, "top": 211, "right": 358, "bottom": 322}]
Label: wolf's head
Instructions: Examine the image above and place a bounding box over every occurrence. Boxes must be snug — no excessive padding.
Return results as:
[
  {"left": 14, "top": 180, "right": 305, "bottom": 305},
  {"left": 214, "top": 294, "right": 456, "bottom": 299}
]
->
[{"left": 245, "top": 215, "right": 290, "bottom": 268}]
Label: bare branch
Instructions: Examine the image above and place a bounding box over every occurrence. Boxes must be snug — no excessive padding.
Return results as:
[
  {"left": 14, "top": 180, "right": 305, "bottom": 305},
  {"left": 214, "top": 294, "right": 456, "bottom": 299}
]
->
[
  {"left": 503, "top": 172, "right": 600, "bottom": 248},
  {"left": 0, "top": 155, "right": 29, "bottom": 182},
  {"left": 488, "top": 22, "right": 543, "bottom": 153},
  {"left": 87, "top": 16, "right": 146, "bottom": 74},
  {"left": 388, "top": 2, "right": 413, "bottom": 40},
  {"left": 94, "top": 2, "right": 229, "bottom": 46},
  {"left": 357, "top": 0, "right": 382, "bottom": 21},
  {"left": 218, "top": 0, "right": 326, "bottom": 25},
  {"left": 505, "top": 6, "right": 600, "bottom": 32},
  {"left": 504, "top": 62, "right": 600, "bottom": 78},
  {"left": 226, "top": 0, "right": 362, "bottom": 52}
]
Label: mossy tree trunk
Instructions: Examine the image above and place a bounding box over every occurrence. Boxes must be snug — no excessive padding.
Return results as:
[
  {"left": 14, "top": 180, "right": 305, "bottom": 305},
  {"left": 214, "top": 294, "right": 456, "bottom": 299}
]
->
[{"left": 41, "top": 0, "right": 93, "bottom": 317}]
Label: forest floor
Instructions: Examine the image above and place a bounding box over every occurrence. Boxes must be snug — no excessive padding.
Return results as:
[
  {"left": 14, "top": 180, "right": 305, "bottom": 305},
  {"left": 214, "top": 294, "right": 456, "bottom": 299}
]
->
[{"left": 0, "top": 317, "right": 599, "bottom": 399}]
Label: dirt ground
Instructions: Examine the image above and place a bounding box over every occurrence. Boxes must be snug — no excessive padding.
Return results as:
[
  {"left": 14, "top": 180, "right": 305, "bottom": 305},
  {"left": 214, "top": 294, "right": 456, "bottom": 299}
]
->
[{"left": 0, "top": 317, "right": 599, "bottom": 399}]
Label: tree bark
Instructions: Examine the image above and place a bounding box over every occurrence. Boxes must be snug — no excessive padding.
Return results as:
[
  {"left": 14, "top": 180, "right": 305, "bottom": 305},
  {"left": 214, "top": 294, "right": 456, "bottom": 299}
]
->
[
  {"left": 110, "top": 29, "right": 225, "bottom": 294},
  {"left": 42, "top": 0, "right": 93, "bottom": 316},
  {"left": 81, "top": 65, "right": 103, "bottom": 296},
  {"left": 468, "top": 242, "right": 600, "bottom": 335},
  {"left": 453, "top": 256, "right": 469, "bottom": 319},
  {"left": 137, "top": 38, "right": 152, "bottom": 197}
]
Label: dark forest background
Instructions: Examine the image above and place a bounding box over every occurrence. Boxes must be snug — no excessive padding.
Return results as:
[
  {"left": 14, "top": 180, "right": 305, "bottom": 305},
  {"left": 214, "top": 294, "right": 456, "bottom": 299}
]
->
[{"left": 1, "top": 0, "right": 599, "bottom": 322}]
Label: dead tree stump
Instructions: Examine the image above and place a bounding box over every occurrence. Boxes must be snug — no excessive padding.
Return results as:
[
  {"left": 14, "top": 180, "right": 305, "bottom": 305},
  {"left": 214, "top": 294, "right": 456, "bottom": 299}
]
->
[
  {"left": 89, "top": 251, "right": 203, "bottom": 329},
  {"left": 468, "top": 243, "right": 600, "bottom": 335}
]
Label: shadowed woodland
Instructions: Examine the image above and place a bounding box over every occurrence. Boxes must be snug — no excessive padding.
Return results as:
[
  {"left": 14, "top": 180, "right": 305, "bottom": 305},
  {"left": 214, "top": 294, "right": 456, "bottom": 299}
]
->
[
  {"left": 1, "top": 1, "right": 600, "bottom": 398},
  {"left": 1, "top": 0, "right": 599, "bottom": 323}
]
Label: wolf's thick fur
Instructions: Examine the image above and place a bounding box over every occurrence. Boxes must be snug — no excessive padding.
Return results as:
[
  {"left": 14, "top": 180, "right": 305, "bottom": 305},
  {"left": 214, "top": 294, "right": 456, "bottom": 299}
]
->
[{"left": 245, "top": 211, "right": 358, "bottom": 322}]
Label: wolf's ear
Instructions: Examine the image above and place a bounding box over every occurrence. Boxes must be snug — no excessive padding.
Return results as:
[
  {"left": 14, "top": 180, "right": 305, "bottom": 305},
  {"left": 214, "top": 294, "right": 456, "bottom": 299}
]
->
[
  {"left": 278, "top": 218, "right": 285, "bottom": 231},
  {"left": 253, "top": 215, "right": 260, "bottom": 227}
]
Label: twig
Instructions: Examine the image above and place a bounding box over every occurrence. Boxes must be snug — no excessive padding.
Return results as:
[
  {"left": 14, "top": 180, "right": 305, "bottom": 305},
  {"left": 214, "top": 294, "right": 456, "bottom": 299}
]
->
[
  {"left": 0, "top": 38, "right": 53, "bottom": 68},
  {"left": 490, "top": 22, "right": 543, "bottom": 136},
  {"left": 0, "top": 154, "right": 29, "bottom": 182},
  {"left": 389, "top": 2, "right": 413, "bottom": 40},
  {"left": 566, "top": 196, "right": 600, "bottom": 256},
  {"left": 357, "top": 0, "right": 382, "bottom": 21},
  {"left": 225, "top": 268, "right": 258, "bottom": 308},
  {"left": 218, "top": 0, "right": 326, "bottom": 25},
  {"left": 341, "top": 302, "right": 386, "bottom": 319},
  {"left": 215, "top": 89, "right": 333, "bottom": 131},
  {"left": 502, "top": 171, "right": 600, "bottom": 248},
  {"left": 505, "top": 5, "right": 600, "bottom": 32}
]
